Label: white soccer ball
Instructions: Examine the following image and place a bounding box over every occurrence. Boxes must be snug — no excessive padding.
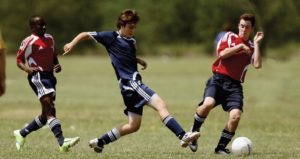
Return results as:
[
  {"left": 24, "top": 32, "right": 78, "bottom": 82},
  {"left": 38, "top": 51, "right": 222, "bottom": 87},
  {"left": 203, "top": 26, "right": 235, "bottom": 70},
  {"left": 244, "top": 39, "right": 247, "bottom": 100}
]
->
[{"left": 231, "top": 137, "right": 252, "bottom": 156}]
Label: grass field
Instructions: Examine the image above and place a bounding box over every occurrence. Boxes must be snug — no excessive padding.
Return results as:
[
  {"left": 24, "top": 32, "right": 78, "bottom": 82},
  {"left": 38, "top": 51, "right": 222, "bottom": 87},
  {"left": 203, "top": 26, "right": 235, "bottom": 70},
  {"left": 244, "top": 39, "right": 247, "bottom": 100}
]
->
[{"left": 1, "top": 55, "right": 299, "bottom": 159}]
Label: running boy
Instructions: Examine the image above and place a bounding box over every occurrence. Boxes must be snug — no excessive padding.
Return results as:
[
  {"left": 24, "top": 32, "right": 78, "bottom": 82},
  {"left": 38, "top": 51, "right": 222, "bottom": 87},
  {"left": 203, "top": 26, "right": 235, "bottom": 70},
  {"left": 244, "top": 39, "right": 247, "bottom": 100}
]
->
[
  {"left": 14, "top": 15, "right": 80, "bottom": 152},
  {"left": 63, "top": 9, "right": 200, "bottom": 153}
]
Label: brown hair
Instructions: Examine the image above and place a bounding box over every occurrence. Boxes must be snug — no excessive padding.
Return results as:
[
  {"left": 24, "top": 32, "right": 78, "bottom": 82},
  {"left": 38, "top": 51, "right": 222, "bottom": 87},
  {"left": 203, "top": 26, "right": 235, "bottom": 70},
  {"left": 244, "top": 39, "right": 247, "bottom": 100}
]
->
[
  {"left": 116, "top": 9, "right": 140, "bottom": 29},
  {"left": 240, "top": 13, "right": 255, "bottom": 27}
]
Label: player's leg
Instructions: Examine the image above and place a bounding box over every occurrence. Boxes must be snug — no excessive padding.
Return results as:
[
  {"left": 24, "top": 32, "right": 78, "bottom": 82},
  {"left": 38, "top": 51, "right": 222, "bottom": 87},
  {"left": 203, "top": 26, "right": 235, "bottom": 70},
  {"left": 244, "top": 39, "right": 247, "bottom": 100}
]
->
[
  {"left": 14, "top": 73, "right": 49, "bottom": 150},
  {"left": 215, "top": 108, "right": 241, "bottom": 154},
  {"left": 189, "top": 76, "right": 219, "bottom": 152},
  {"left": 40, "top": 94, "right": 80, "bottom": 152},
  {"left": 40, "top": 94, "right": 65, "bottom": 146},
  {"left": 187, "top": 97, "right": 215, "bottom": 152},
  {"left": 215, "top": 79, "right": 243, "bottom": 155},
  {"left": 13, "top": 114, "right": 47, "bottom": 151},
  {"left": 192, "top": 97, "right": 215, "bottom": 132},
  {"left": 89, "top": 112, "right": 141, "bottom": 153},
  {"left": 147, "top": 94, "right": 200, "bottom": 147}
]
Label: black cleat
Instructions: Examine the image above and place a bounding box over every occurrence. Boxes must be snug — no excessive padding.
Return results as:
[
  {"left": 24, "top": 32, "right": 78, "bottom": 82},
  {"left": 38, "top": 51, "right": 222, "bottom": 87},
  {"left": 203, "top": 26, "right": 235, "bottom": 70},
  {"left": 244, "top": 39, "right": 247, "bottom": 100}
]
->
[{"left": 215, "top": 147, "right": 231, "bottom": 155}]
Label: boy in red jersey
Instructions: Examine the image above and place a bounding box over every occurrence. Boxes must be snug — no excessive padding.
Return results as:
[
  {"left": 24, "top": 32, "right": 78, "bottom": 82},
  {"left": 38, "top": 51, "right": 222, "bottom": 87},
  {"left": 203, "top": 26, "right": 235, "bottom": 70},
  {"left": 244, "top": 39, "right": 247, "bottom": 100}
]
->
[
  {"left": 13, "top": 15, "right": 79, "bottom": 152},
  {"left": 188, "top": 13, "right": 264, "bottom": 154}
]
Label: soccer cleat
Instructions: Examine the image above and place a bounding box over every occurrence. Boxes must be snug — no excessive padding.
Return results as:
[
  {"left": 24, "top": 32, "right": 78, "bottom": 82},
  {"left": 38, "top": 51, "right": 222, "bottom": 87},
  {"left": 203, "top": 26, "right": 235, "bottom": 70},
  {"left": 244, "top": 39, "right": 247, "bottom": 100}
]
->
[
  {"left": 215, "top": 147, "right": 231, "bottom": 155},
  {"left": 180, "top": 132, "right": 201, "bottom": 148},
  {"left": 14, "top": 130, "right": 26, "bottom": 151},
  {"left": 89, "top": 138, "right": 104, "bottom": 153},
  {"left": 59, "top": 137, "right": 80, "bottom": 152},
  {"left": 189, "top": 140, "right": 198, "bottom": 152}
]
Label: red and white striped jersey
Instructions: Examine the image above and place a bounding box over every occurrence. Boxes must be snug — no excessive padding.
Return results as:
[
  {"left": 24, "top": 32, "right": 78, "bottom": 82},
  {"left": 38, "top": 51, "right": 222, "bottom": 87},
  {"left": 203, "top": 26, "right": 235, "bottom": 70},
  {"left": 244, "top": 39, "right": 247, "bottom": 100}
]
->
[
  {"left": 16, "top": 33, "right": 56, "bottom": 72},
  {"left": 213, "top": 32, "right": 254, "bottom": 83}
]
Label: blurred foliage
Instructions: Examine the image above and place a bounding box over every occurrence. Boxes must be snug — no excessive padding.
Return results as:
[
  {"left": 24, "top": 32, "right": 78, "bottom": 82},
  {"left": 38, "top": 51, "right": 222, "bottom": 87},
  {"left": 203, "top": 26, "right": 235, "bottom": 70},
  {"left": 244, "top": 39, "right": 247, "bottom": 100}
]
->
[{"left": 0, "top": 0, "right": 299, "bottom": 57}]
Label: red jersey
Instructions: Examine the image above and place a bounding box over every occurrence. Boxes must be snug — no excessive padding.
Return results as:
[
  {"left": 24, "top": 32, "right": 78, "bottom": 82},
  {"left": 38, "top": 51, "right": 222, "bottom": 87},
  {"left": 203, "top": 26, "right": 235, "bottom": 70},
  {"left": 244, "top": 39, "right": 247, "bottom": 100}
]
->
[
  {"left": 213, "top": 32, "right": 254, "bottom": 83},
  {"left": 16, "top": 33, "right": 56, "bottom": 72}
]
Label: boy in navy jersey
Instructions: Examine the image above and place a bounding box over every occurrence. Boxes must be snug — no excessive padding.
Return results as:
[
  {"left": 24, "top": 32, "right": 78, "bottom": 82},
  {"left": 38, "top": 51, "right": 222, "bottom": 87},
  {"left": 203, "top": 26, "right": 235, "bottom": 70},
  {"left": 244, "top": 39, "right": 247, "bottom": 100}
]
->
[
  {"left": 63, "top": 9, "right": 200, "bottom": 153},
  {"left": 189, "top": 13, "right": 264, "bottom": 154},
  {"left": 14, "top": 15, "right": 79, "bottom": 152}
]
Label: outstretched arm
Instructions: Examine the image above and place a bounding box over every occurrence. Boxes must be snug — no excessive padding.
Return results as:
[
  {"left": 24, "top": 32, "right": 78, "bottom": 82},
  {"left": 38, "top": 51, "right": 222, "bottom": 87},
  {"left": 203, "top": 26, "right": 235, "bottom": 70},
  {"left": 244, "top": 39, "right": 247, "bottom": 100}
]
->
[
  {"left": 137, "top": 57, "right": 147, "bottom": 70},
  {"left": 63, "top": 32, "right": 92, "bottom": 55},
  {"left": 252, "top": 32, "right": 264, "bottom": 69}
]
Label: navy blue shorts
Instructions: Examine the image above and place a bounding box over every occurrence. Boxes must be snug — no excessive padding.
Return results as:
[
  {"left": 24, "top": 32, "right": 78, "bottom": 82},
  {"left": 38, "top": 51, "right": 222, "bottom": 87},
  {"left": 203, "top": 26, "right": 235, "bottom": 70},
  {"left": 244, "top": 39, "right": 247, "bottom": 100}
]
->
[
  {"left": 199, "top": 73, "right": 244, "bottom": 112},
  {"left": 28, "top": 72, "right": 56, "bottom": 99},
  {"left": 119, "top": 76, "right": 155, "bottom": 116}
]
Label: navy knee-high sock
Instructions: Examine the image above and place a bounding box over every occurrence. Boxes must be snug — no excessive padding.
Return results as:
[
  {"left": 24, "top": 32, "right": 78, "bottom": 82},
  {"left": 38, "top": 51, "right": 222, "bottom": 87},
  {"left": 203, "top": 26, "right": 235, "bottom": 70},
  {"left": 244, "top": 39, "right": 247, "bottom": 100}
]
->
[
  {"left": 20, "top": 116, "right": 47, "bottom": 137},
  {"left": 163, "top": 115, "right": 186, "bottom": 139},
  {"left": 48, "top": 118, "right": 64, "bottom": 146},
  {"left": 191, "top": 113, "right": 206, "bottom": 132}
]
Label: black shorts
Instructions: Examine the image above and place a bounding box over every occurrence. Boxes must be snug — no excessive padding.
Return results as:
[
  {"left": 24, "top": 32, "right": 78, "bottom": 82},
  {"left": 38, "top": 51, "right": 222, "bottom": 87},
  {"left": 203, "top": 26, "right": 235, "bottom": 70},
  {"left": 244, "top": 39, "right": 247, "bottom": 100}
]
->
[
  {"left": 119, "top": 77, "right": 155, "bottom": 116},
  {"left": 199, "top": 73, "right": 244, "bottom": 112},
  {"left": 28, "top": 72, "right": 56, "bottom": 99}
]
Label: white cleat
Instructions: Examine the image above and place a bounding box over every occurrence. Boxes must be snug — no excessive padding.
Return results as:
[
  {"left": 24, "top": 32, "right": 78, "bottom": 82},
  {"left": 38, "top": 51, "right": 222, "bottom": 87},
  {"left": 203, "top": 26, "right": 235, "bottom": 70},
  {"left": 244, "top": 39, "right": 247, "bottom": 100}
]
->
[
  {"left": 89, "top": 138, "right": 104, "bottom": 153},
  {"left": 180, "top": 132, "right": 200, "bottom": 148}
]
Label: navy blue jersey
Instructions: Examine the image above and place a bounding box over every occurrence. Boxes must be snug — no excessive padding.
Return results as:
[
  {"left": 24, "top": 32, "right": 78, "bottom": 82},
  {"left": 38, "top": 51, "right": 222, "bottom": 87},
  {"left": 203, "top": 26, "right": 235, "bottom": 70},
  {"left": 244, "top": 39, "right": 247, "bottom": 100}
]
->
[{"left": 88, "top": 31, "right": 138, "bottom": 80}]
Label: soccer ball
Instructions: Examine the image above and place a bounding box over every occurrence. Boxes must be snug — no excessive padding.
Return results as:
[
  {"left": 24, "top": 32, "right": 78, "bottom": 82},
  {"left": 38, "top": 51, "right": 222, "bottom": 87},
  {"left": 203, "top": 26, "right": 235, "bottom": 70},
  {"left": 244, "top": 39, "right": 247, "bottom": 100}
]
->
[{"left": 231, "top": 137, "right": 252, "bottom": 155}]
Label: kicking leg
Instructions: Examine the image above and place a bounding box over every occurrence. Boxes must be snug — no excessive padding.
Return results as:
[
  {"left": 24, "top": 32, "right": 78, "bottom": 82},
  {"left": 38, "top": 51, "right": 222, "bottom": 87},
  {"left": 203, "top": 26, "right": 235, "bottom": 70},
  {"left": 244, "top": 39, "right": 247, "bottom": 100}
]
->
[
  {"left": 148, "top": 94, "right": 200, "bottom": 147},
  {"left": 189, "top": 97, "right": 215, "bottom": 152}
]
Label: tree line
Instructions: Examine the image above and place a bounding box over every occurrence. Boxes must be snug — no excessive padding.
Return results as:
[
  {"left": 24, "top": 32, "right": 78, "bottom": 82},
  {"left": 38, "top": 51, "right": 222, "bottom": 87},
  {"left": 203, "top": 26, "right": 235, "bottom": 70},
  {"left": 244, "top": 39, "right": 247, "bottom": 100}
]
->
[{"left": 0, "top": 0, "right": 299, "bottom": 56}]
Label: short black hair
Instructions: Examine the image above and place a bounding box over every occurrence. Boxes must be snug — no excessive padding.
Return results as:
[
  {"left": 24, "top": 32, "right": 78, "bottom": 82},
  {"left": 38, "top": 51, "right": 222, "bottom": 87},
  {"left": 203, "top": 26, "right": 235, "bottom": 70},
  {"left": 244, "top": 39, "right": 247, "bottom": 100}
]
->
[{"left": 29, "top": 15, "right": 44, "bottom": 29}]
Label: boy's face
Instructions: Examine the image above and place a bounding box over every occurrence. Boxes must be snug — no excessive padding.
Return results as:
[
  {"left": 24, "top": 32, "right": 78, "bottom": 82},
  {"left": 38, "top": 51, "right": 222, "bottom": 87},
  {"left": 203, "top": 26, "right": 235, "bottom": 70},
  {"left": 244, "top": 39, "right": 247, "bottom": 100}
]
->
[
  {"left": 31, "top": 17, "right": 46, "bottom": 37},
  {"left": 238, "top": 19, "right": 253, "bottom": 41},
  {"left": 120, "top": 23, "right": 137, "bottom": 38}
]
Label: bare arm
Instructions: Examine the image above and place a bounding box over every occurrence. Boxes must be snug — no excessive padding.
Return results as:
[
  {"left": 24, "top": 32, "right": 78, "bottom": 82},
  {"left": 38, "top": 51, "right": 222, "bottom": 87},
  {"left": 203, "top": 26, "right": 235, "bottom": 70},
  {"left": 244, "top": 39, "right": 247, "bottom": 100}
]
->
[
  {"left": 136, "top": 57, "right": 147, "bottom": 70},
  {"left": 53, "top": 54, "right": 62, "bottom": 73},
  {"left": 0, "top": 49, "right": 5, "bottom": 96},
  {"left": 63, "top": 32, "right": 92, "bottom": 55},
  {"left": 252, "top": 32, "right": 264, "bottom": 69},
  {"left": 17, "top": 60, "right": 40, "bottom": 74},
  {"left": 218, "top": 43, "right": 251, "bottom": 59}
]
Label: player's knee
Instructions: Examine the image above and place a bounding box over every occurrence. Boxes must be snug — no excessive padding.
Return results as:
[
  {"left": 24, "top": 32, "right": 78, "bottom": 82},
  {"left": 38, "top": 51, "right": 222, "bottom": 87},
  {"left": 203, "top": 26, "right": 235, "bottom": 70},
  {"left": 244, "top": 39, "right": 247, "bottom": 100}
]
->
[
  {"left": 202, "top": 97, "right": 215, "bottom": 109},
  {"left": 230, "top": 111, "right": 241, "bottom": 123},
  {"left": 202, "top": 101, "right": 214, "bottom": 110}
]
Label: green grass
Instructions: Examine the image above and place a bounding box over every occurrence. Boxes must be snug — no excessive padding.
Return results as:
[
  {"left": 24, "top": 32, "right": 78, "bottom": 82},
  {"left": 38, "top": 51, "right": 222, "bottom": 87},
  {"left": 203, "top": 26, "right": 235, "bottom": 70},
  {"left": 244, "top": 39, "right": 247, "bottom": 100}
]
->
[{"left": 1, "top": 55, "right": 300, "bottom": 159}]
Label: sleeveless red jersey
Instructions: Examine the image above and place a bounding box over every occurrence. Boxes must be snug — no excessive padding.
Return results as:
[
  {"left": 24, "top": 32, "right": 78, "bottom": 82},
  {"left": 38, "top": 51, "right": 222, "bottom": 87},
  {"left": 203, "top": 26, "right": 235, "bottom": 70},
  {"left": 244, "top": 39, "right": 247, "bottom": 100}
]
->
[
  {"left": 213, "top": 32, "right": 254, "bottom": 83},
  {"left": 16, "top": 33, "right": 56, "bottom": 72}
]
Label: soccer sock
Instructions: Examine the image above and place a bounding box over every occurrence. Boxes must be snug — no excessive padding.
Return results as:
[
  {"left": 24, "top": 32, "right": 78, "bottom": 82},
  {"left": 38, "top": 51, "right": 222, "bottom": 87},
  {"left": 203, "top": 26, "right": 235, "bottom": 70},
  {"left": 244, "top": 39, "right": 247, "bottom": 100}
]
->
[
  {"left": 20, "top": 116, "right": 47, "bottom": 137},
  {"left": 48, "top": 118, "right": 64, "bottom": 146},
  {"left": 191, "top": 113, "right": 206, "bottom": 132},
  {"left": 97, "top": 128, "right": 121, "bottom": 147},
  {"left": 216, "top": 129, "right": 235, "bottom": 149},
  {"left": 162, "top": 115, "right": 186, "bottom": 139}
]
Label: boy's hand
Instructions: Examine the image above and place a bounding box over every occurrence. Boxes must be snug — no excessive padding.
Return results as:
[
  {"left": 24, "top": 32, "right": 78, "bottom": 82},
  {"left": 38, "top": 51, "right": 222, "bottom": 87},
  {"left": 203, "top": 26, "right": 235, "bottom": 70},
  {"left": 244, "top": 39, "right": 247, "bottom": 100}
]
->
[
  {"left": 254, "top": 32, "right": 264, "bottom": 44},
  {"left": 54, "top": 64, "right": 62, "bottom": 73},
  {"left": 63, "top": 43, "right": 73, "bottom": 55}
]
